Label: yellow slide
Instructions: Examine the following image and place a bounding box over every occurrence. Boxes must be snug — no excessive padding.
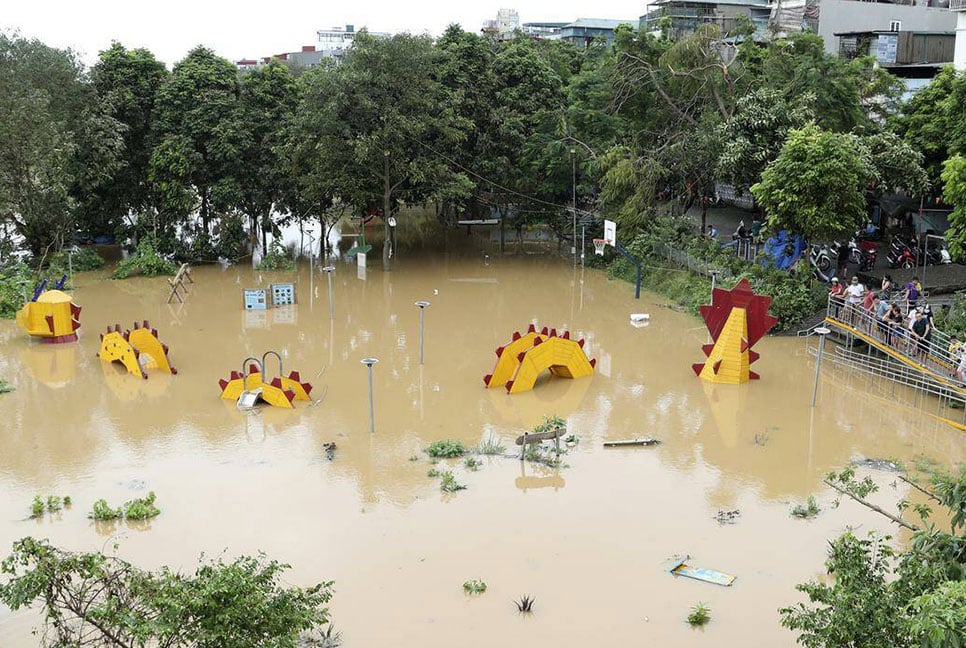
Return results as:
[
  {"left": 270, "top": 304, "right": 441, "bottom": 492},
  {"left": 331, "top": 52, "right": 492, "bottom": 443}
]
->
[
  {"left": 16, "top": 290, "right": 81, "bottom": 343},
  {"left": 98, "top": 321, "right": 177, "bottom": 379},
  {"left": 217, "top": 364, "right": 313, "bottom": 409},
  {"left": 484, "top": 324, "right": 539, "bottom": 388}
]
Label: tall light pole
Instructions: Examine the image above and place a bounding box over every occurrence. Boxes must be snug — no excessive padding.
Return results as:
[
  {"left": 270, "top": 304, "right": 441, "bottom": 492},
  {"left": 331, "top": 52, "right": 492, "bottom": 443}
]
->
[
  {"left": 322, "top": 266, "right": 335, "bottom": 320},
  {"left": 571, "top": 148, "right": 577, "bottom": 265},
  {"left": 811, "top": 327, "right": 830, "bottom": 407},
  {"left": 414, "top": 300, "right": 430, "bottom": 365},
  {"left": 361, "top": 357, "right": 379, "bottom": 433}
]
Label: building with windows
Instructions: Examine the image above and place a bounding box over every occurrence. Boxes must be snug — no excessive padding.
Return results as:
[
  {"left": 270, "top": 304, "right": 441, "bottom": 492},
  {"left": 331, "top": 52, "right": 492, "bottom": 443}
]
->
[
  {"left": 482, "top": 8, "right": 521, "bottom": 38},
  {"left": 558, "top": 18, "right": 638, "bottom": 47},
  {"left": 952, "top": 0, "right": 966, "bottom": 68},
  {"left": 235, "top": 24, "right": 390, "bottom": 70}
]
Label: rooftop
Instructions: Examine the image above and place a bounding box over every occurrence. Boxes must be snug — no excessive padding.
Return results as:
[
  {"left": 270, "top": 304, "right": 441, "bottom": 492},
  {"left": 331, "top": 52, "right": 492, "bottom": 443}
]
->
[{"left": 565, "top": 18, "right": 638, "bottom": 29}]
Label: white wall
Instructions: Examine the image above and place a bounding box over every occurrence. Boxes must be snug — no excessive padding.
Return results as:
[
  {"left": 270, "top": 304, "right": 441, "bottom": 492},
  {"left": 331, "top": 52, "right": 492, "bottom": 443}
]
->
[{"left": 955, "top": 11, "right": 966, "bottom": 69}]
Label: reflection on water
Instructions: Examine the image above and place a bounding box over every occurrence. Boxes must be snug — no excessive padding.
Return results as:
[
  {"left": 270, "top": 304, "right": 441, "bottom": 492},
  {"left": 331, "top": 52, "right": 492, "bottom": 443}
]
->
[{"left": 1, "top": 253, "right": 964, "bottom": 647}]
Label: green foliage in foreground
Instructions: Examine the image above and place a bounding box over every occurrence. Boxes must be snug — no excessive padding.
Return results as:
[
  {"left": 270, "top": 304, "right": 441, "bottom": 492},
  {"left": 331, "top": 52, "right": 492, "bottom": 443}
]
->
[
  {"left": 30, "top": 495, "right": 70, "bottom": 518},
  {"left": 782, "top": 465, "right": 966, "bottom": 648},
  {"left": 0, "top": 262, "right": 30, "bottom": 319},
  {"left": 532, "top": 415, "right": 565, "bottom": 435},
  {"left": 687, "top": 602, "right": 711, "bottom": 627},
  {"left": 425, "top": 440, "right": 468, "bottom": 458},
  {"left": 0, "top": 537, "right": 334, "bottom": 647},
  {"left": 111, "top": 237, "right": 177, "bottom": 278}
]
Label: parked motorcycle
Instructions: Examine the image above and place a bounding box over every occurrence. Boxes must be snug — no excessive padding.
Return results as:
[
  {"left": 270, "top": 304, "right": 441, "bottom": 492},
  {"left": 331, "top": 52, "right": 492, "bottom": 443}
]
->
[
  {"left": 887, "top": 236, "right": 919, "bottom": 269},
  {"left": 809, "top": 243, "right": 833, "bottom": 282}
]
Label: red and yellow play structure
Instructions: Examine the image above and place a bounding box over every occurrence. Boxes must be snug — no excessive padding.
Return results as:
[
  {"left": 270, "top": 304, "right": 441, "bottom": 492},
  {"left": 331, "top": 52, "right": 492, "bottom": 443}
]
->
[
  {"left": 16, "top": 290, "right": 81, "bottom": 343},
  {"left": 485, "top": 325, "right": 596, "bottom": 394},
  {"left": 98, "top": 321, "right": 177, "bottom": 379},
  {"left": 692, "top": 278, "right": 777, "bottom": 384},
  {"left": 217, "top": 353, "right": 313, "bottom": 409}
]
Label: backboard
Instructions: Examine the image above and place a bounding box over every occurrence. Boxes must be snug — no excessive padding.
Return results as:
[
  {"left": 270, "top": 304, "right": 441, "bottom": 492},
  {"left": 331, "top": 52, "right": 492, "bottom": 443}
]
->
[{"left": 604, "top": 219, "right": 616, "bottom": 247}]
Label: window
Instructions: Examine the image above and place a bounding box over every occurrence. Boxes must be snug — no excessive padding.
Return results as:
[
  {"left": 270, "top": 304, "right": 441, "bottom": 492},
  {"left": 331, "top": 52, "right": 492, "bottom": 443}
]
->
[{"left": 889, "top": 20, "right": 901, "bottom": 32}]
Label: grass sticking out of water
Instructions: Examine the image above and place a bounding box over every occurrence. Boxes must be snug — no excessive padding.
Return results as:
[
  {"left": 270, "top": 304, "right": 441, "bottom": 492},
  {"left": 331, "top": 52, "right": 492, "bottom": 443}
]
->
[
  {"left": 439, "top": 471, "right": 466, "bottom": 493},
  {"left": 463, "top": 579, "right": 487, "bottom": 594},
  {"left": 479, "top": 436, "right": 506, "bottom": 456},
  {"left": 464, "top": 457, "right": 481, "bottom": 471},
  {"left": 688, "top": 603, "right": 711, "bottom": 627},
  {"left": 791, "top": 496, "right": 821, "bottom": 519}
]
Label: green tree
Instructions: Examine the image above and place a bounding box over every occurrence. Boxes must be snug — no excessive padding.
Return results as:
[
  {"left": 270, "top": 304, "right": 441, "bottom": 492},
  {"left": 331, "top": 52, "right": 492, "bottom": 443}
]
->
[
  {"left": 0, "top": 33, "right": 121, "bottom": 256},
  {"left": 295, "top": 32, "right": 470, "bottom": 270},
  {"left": 893, "top": 67, "right": 956, "bottom": 190},
  {"left": 0, "top": 537, "right": 334, "bottom": 647},
  {"left": 152, "top": 46, "right": 242, "bottom": 240},
  {"left": 751, "top": 123, "right": 870, "bottom": 241},
  {"left": 941, "top": 155, "right": 966, "bottom": 258},
  {"left": 81, "top": 42, "right": 169, "bottom": 241}
]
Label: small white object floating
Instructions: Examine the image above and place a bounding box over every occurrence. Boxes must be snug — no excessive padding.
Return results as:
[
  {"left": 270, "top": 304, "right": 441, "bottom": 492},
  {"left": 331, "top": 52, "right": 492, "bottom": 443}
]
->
[{"left": 630, "top": 313, "right": 650, "bottom": 322}]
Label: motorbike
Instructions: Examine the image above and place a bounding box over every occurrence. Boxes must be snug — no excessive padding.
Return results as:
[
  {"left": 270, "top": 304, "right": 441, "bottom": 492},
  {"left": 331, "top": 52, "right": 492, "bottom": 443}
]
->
[
  {"left": 886, "top": 236, "right": 919, "bottom": 270},
  {"left": 922, "top": 242, "right": 952, "bottom": 266},
  {"left": 809, "top": 243, "right": 833, "bottom": 282}
]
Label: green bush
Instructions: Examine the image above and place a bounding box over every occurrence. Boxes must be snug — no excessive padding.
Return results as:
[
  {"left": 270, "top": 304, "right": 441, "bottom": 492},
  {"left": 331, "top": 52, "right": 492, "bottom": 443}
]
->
[
  {"left": 257, "top": 241, "right": 296, "bottom": 271},
  {"left": 111, "top": 238, "right": 177, "bottom": 279},
  {"left": 0, "top": 262, "right": 30, "bottom": 319},
  {"left": 123, "top": 491, "right": 160, "bottom": 520},
  {"left": 48, "top": 247, "right": 105, "bottom": 273},
  {"left": 91, "top": 499, "right": 122, "bottom": 520},
  {"left": 425, "top": 440, "right": 467, "bottom": 458},
  {"left": 0, "top": 379, "right": 13, "bottom": 394}
]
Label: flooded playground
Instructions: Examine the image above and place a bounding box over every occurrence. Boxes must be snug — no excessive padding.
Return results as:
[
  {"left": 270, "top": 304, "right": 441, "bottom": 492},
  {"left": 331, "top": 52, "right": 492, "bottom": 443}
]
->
[{"left": 1, "top": 252, "right": 964, "bottom": 647}]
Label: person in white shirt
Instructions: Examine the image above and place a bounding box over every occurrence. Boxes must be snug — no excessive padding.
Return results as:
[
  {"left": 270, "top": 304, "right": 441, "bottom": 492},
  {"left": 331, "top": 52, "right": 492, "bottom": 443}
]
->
[{"left": 843, "top": 277, "right": 865, "bottom": 325}]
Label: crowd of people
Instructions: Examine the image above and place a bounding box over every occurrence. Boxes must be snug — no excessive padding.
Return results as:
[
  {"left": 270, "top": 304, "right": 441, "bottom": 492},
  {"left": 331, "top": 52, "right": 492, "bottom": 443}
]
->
[{"left": 827, "top": 274, "right": 966, "bottom": 380}]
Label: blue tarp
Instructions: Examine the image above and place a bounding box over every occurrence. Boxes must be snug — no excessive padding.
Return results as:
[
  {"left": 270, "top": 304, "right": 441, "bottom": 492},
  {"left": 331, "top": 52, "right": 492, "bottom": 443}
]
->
[{"left": 761, "top": 230, "right": 805, "bottom": 270}]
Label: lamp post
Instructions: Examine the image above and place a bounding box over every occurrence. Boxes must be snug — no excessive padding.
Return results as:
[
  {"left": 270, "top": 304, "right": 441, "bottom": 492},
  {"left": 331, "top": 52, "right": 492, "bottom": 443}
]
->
[
  {"left": 414, "top": 301, "right": 430, "bottom": 365},
  {"left": 322, "top": 266, "right": 335, "bottom": 320},
  {"left": 811, "top": 327, "right": 830, "bottom": 407},
  {"left": 571, "top": 148, "right": 577, "bottom": 265},
  {"left": 361, "top": 357, "right": 379, "bottom": 433}
]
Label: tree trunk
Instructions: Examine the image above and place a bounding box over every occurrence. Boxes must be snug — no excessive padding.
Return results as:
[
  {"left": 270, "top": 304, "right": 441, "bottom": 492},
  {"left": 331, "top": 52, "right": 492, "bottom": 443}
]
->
[
  {"left": 701, "top": 198, "right": 708, "bottom": 234},
  {"left": 500, "top": 207, "right": 505, "bottom": 255},
  {"left": 383, "top": 155, "right": 392, "bottom": 271}
]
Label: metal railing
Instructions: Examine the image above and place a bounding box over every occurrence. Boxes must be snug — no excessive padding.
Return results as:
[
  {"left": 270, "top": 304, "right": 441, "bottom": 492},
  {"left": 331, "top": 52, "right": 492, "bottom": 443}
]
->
[
  {"left": 824, "top": 294, "right": 962, "bottom": 392},
  {"left": 950, "top": 0, "right": 966, "bottom": 12}
]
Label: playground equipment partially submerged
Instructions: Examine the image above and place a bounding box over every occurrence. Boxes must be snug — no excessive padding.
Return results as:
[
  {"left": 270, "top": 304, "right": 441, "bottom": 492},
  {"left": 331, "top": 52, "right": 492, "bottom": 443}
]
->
[
  {"left": 692, "top": 278, "right": 777, "bottom": 384},
  {"left": 98, "top": 321, "right": 177, "bottom": 379},
  {"left": 485, "top": 325, "right": 596, "bottom": 394},
  {"left": 16, "top": 282, "right": 82, "bottom": 344},
  {"left": 218, "top": 352, "right": 313, "bottom": 409}
]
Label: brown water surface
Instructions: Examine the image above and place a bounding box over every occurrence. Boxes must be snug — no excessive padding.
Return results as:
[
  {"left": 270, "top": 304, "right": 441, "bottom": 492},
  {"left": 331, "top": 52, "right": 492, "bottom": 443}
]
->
[{"left": 1, "top": 254, "right": 963, "bottom": 647}]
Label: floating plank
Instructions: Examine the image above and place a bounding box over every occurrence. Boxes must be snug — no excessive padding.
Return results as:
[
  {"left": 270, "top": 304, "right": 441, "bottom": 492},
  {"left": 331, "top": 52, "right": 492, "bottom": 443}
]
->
[
  {"left": 668, "top": 558, "right": 735, "bottom": 587},
  {"left": 603, "top": 438, "right": 661, "bottom": 447},
  {"left": 515, "top": 427, "right": 565, "bottom": 446}
]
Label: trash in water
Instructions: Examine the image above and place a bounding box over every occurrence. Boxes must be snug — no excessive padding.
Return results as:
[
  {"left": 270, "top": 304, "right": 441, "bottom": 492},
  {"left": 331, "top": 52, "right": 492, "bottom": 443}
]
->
[
  {"left": 668, "top": 556, "right": 736, "bottom": 586},
  {"left": 850, "top": 457, "right": 901, "bottom": 472},
  {"left": 323, "top": 442, "right": 337, "bottom": 460},
  {"left": 603, "top": 438, "right": 661, "bottom": 447},
  {"left": 714, "top": 510, "right": 741, "bottom": 525}
]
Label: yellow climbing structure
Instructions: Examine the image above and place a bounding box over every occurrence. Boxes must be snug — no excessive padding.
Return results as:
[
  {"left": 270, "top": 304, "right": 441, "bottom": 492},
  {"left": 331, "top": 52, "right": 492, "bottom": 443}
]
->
[
  {"left": 697, "top": 307, "right": 754, "bottom": 384},
  {"left": 97, "top": 321, "right": 177, "bottom": 379},
  {"left": 485, "top": 326, "right": 596, "bottom": 394},
  {"left": 16, "top": 290, "right": 82, "bottom": 343}
]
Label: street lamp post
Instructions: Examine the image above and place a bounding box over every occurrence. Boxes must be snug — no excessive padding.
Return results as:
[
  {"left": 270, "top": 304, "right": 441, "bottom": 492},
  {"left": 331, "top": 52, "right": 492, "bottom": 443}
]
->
[
  {"left": 361, "top": 357, "right": 379, "bottom": 433},
  {"left": 414, "top": 300, "right": 430, "bottom": 365},
  {"left": 571, "top": 148, "right": 577, "bottom": 265},
  {"left": 322, "top": 266, "right": 335, "bottom": 320},
  {"left": 811, "top": 327, "right": 830, "bottom": 407}
]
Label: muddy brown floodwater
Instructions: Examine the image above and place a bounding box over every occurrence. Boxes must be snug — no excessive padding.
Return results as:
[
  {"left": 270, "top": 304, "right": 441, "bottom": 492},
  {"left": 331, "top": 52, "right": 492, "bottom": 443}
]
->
[{"left": 1, "top": 253, "right": 964, "bottom": 647}]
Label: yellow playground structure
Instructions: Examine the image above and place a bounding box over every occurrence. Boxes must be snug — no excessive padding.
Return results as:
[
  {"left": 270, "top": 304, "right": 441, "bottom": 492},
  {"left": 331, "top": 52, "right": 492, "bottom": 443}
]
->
[
  {"left": 16, "top": 290, "right": 82, "bottom": 343},
  {"left": 217, "top": 351, "right": 313, "bottom": 409},
  {"left": 485, "top": 325, "right": 596, "bottom": 394},
  {"left": 98, "top": 321, "right": 177, "bottom": 379}
]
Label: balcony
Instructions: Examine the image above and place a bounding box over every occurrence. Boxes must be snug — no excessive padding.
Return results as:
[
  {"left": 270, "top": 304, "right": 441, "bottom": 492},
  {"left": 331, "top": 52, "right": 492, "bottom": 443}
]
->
[{"left": 951, "top": 0, "right": 966, "bottom": 11}]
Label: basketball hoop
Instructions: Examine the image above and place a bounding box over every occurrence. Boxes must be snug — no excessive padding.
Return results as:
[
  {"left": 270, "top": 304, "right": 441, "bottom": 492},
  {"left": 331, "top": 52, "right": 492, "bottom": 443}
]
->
[{"left": 593, "top": 239, "right": 608, "bottom": 256}]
